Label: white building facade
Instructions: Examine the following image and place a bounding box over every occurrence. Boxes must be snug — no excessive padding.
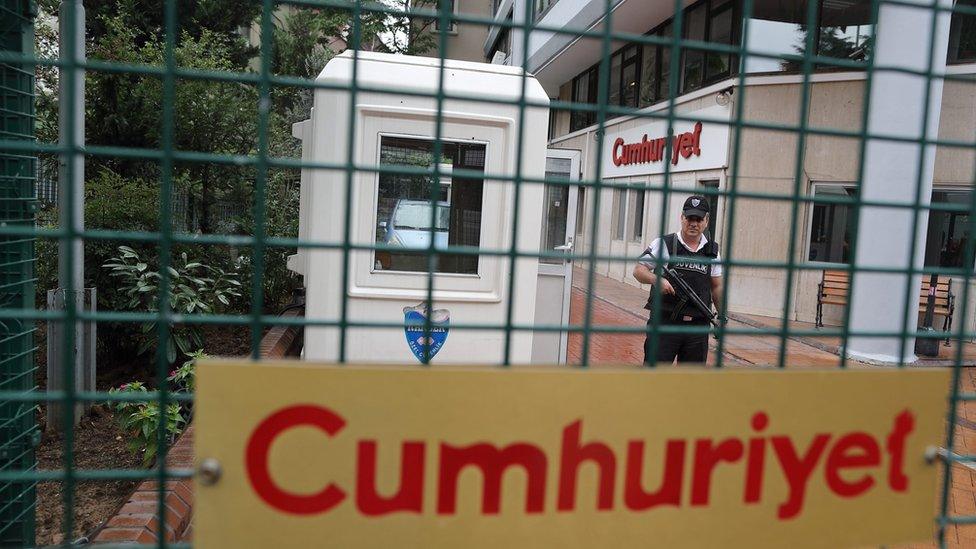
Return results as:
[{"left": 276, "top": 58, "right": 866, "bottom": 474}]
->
[{"left": 485, "top": 0, "right": 976, "bottom": 334}]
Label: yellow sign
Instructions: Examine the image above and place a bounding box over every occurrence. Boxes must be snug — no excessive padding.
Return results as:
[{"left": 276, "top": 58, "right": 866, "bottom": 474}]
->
[{"left": 195, "top": 361, "right": 950, "bottom": 548}]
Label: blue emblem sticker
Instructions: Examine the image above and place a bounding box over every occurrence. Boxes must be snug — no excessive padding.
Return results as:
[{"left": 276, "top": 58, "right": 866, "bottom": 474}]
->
[{"left": 403, "top": 303, "right": 450, "bottom": 362}]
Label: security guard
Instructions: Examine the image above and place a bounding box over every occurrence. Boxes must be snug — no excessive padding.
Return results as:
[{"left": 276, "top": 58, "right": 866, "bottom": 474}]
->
[{"left": 632, "top": 195, "right": 725, "bottom": 365}]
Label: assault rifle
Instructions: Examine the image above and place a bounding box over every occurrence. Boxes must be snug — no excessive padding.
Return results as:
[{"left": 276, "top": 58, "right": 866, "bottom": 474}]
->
[{"left": 660, "top": 264, "right": 723, "bottom": 336}]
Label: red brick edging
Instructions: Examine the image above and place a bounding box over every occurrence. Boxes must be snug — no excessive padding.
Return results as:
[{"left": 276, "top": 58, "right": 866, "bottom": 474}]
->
[
  {"left": 93, "top": 310, "right": 304, "bottom": 544},
  {"left": 92, "top": 427, "right": 196, "bottom": 543}
]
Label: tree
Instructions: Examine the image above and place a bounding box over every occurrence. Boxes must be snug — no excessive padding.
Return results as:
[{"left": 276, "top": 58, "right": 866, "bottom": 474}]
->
[
  {"left": 85, "top": 13, "right": 260, "bottom": 232},
  {"left": 781, "top": 25, "right": 873, "bottom": 72},
  {"left": 39, "top": 0, "right": 261, "bottom": 65},
  {"left": 269, "top": 2, "right": 439, "bottom": 113}
]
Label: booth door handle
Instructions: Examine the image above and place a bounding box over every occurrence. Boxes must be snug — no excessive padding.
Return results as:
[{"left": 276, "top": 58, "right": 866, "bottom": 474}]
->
[{"left": 554, "top": 244, "right": 573, "bottom": 252}]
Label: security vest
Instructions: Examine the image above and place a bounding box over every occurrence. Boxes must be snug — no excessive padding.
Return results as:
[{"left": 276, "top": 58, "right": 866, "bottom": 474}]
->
[{"left": 644, "top": 233, "right": 718, "bottom": 321}]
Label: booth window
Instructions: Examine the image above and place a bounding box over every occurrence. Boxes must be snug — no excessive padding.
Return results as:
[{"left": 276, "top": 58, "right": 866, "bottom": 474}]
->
[
  {"left": 374, "top": 136, "right": 484, "bottom": 274},
  {"left": 576, "top": 187, "right": 586, "bottom": 238}
]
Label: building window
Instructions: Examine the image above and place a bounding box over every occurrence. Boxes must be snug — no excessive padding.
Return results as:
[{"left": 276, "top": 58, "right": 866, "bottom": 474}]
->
[
  {"left": 925, "top": 190, "right": 974, "bottom": 267},
  {"left": 434, "top": 0, "right": 458, "bottom": 33},
  {"left": 608, "top": 51, "right": 622, "bottom": 107},
  {"left": 560, "top": 0, "right": 976, "bottom": 126},
  {"left": 699, "top": 179, "right": 720, "bottom": 240},
  {"left": 629, "top": 189, "right": 645, "bottom": 241},
  {"left": 808, "top": 185, "right": 855, "bottom": 264},
  {"left": 658, "top": 22, "right": 674, "bottom": 101},
  {"left": 612, "top": 187, "right": 626, "bottom": 240},
  {"left": 639, "top": 40, "right": 659, "bottom": 107},
  {"left": 682, "top": 2, "right": 708, "bottom": 92},
  {"left": 489, "top": 24, "right": 511, "bottom": 62},
  {"left": 374, "top": 136, "right": 484, "bottom": 274},
  {"left": 949, "top": 0, "right": 976, "bottom": 63},
  {"left": 809, "top": 185, "right": 975, "bottom": 268},
  {"left": 547, "top": 108, "right": 557, "bottom": 141},
  {"left": 706, "top": 0, "right": 735, "bottom": 81},
  {"left": 570, "top": 65, "right": 598, "bottom": 132},
  {"left": 815, "top": 0, "right": 873, "bottom": 66},
  {"left": 536, "top": 0, "right": 558, "bottom": 19},
  {"left": 620, "top": 45, "right": 639, "bottom": 108},
  {"left": 744, "top": 0, "right": 873, "bottom": 73}
]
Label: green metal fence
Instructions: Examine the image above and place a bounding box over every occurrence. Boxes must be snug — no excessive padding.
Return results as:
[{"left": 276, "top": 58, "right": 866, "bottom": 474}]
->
[
  {"left": 0, "top": 0, "right": 37, "bottom": 545},
  {"left": 0, "top": 0, "right": 975, "bottom": 546}
]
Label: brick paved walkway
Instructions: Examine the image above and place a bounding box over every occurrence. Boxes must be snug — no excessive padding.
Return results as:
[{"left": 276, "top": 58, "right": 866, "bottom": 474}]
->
[
  {"left": 566, "top": 267, "right": 976, "bottom": 546},
  {"left": 566, "top": 267, "right": 839, "bottom": 368}
]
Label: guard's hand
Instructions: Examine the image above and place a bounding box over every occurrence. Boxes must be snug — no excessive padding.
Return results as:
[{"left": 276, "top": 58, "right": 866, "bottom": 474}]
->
[{"left": 661, "top": 279, "right": 676, "bottom": 295}]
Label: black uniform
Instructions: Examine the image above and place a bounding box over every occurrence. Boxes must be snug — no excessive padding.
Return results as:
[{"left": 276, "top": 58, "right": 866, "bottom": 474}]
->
[{"left": 640, "top": 232, "right": 719, "bottom": 364}]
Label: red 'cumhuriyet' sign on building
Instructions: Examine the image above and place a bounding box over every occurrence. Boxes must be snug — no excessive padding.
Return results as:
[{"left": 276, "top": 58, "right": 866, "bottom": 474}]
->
[
  {"left": 601, "top": 104, "right": 731, "bottom": 177},
  {"left": 612, "top": 122, "right": 703, "bottom": 167},
  {"left": 196, "top": 363, "right": 949, "bottom": 549}
]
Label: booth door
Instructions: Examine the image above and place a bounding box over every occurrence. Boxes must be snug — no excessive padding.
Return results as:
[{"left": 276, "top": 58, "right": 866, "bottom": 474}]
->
[{"left": 531, "top": 149, "right": 580, "bottom": 364}]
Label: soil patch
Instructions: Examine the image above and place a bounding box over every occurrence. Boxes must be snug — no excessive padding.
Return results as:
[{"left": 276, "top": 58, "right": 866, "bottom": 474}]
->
[
  {"left": 34, "top": 407, "right": 142, "bottom": 545},
  {"left": 200, "top": 323, "right": 254, "bottom": 358},
  {"left": 32, "top": 324, "right": 253, "bottom": 544}
]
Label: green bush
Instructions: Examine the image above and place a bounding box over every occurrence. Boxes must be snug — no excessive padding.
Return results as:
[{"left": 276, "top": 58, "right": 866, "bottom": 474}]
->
[
  {"left": 107, "top": 381, "right": 182, "bottom": 467},
  {"left": 108, "top": 351, "right": 206, "bottom": 466},
  {"left": 104, "top": 246, "right": 243, "bottom": 364}
]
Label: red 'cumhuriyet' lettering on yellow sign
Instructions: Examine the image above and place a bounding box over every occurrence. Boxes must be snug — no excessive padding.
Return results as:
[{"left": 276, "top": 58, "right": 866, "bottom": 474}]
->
[
  {"left": 612, "top": 121, "right": 703, "bottom": 167},
  {"left": 244, "top": 404, "right": 915, "bottom": 520}
]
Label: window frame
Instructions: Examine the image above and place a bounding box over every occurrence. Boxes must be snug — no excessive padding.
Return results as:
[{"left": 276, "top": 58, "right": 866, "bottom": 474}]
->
[
  {"left": 433, "top": 0, "right": 459, "bottom": 34},
  {"left": 806, "top": 182, "right": 976, "bottom": 268},
  {"left": 949, "top": 0, "right": 976, "bottom": 63},
  {"left": 629, "top": 188, "right": 645, "bottom": 242},
  {"left": 568, "top": 0, "right": 743, "bottom": 131},
  {"left": 619, "top": 44, "right": 640, "bottom": 108},
  {"left": 681, "top": 0, "right": 709, "bottom": 93},
  {"left": 698, "top": 179, "right": 721, "bottom": 241},
  {"left": 569, "top": 64, "right": 599, "bottom": 132},
  {"left": 372, "top": 133, "right": 487, "bottom": 275},
  {"left": 704, "top": 0, "right": 736, "bottom": 82},
  {"left": 805, "top": 182, "right": 857, "bottom": 266},
  {"left": 612, "top": 187, "right": 627, "bottom": 241}
]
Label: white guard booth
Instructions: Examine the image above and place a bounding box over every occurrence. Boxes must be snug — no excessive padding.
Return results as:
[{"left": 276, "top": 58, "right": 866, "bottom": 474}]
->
[{"left": 290, "top": 51, "right": 550, "bottom": 364}]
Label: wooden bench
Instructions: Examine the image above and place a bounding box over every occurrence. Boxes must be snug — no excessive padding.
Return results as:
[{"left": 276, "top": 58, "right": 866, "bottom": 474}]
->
[{"left": 815, "top": 270, "right": 956, "bottom": 338}]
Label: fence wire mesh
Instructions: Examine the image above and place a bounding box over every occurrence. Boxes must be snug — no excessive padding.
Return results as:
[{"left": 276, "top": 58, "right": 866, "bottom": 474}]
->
[{"left": 0, "top": 0, "right": 975, "bottom": 546}]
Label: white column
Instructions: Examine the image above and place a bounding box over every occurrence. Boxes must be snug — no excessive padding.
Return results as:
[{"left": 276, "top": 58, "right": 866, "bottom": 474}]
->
[{"left": 846, "top": 0, "right": 953, "bottom": 364}]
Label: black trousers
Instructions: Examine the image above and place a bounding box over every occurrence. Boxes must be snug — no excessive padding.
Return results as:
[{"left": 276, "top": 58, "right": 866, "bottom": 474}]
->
[{"left": 643, "top": 319, "right": 709, "bottom": 365}]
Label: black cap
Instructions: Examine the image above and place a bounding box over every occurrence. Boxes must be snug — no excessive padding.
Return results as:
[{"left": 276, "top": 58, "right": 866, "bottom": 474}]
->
[{"left": 683, "top": 195, "right": 709, "bottom": 218}]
